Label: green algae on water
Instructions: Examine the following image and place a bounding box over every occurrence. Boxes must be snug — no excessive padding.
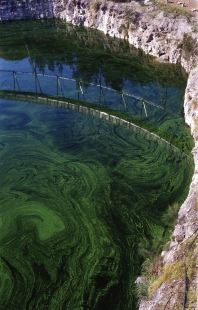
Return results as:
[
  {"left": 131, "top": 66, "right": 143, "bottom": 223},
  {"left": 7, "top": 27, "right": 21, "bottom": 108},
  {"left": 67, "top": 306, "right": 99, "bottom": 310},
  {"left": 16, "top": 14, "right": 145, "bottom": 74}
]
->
[
  {"left": 0, "top": 19, "right": 194, "bottom": 310},
  {"left": 0, "top": 99, "right": 193, "bottom": 309}
]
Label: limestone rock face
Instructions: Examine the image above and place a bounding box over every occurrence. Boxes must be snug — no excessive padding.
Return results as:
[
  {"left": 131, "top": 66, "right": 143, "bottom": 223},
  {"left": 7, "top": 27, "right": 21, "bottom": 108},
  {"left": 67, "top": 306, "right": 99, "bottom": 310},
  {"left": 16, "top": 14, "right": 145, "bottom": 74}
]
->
[
  {"left": 57, "top": 0, "right": 196, "bottom": 71},
  {"left": 1, "top": 0, "right": 198, "bottom": 308}
]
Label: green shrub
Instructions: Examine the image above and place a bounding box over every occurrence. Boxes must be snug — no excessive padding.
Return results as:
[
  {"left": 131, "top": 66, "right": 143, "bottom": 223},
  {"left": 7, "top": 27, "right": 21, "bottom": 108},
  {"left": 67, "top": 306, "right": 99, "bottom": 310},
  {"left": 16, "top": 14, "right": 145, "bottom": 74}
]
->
[
  {"left": 119, "top": 24, "right": 128, "bottom": 36},
  {"left": 123, "top": 6, "right": 139, "bottom": 24},
  {"left": 161, "top": 203, "right": 180, "bottom": 229},
  {"left": 155, "top": 1, "right": 190, "bottom": 18},
  {"left": 149, "top": 260, "right": 184, "bottom": 296},
  {"left": 135, "top": 256, "right": 163, "bottom": 303},
  {"left": 135, "top": 278, "right": 150, "bottom": 304},
  {"left": 90, "top": 0, "right": 101, "bottom": 11},
  {"left": 182, "top": 33, "right": 198, "bottom": 60}
]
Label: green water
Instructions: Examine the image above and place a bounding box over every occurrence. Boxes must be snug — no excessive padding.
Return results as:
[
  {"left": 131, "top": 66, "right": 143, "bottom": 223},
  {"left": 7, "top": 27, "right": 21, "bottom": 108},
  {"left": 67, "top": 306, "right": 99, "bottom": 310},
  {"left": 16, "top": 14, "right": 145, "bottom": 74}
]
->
[
  {"left": 0, "top": 99, "right": 193, "bottom": 309},
  {"left": 0, "top": 20, "right": 194, "bottom": 309}
]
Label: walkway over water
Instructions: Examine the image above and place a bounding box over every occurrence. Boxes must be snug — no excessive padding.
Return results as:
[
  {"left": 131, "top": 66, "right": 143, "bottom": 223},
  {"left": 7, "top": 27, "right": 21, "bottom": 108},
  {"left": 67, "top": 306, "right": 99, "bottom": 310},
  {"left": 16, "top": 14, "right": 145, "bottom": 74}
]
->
[
  {"left": 0, "top": 70, "right": 179, "bottom": 118},
  {"left": 0, "top": 91, "right": 192, "bottom": 165}
]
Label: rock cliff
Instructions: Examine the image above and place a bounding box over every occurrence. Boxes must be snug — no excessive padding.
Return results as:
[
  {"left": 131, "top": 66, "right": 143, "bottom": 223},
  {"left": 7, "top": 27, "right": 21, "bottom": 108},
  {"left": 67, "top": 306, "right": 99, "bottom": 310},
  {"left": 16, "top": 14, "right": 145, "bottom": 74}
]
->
[{"left": 1, "top": 0, "right": 198, "bottom": 308}]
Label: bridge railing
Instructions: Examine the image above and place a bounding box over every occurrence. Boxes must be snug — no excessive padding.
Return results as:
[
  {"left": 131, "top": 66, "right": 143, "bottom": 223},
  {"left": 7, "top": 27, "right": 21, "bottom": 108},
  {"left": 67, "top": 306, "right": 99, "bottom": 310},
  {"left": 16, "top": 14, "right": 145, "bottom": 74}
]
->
[
  {"left": 0, "top": 70, "right": 179, "bottom": 120},
  {"left": 0, "top": 92, "right": 192, "bottom": 165}
]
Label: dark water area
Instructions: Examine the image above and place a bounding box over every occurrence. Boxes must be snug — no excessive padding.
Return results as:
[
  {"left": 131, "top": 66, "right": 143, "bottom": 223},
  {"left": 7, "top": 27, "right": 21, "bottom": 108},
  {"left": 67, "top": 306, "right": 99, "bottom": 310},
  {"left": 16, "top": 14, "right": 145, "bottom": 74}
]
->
[{"left": 0, "top": 20, "right": 194, "bottom": 309}]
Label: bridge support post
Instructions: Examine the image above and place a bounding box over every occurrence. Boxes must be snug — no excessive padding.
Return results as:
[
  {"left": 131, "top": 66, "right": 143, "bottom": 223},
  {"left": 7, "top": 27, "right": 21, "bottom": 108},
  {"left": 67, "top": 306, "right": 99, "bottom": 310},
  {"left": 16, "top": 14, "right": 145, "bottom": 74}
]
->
[
  {"left": 79, "top": 81, "right": 85, "bottom": 101},
  {"left": 35, "top": 71, "right": 37, "bottom": 94},
  {"left": 121, "top": 92, "right": 127, "bottom": 111},
  {"left": 57, "top": 77, "right": 64, "bottom": 97},
  {"left": 100, "top": 86, "right": 106, "bottom": 106},
  {"left": 13, "top": 72, "right": 15, "bottom": 91},
  {"left": 56, "top": 75, "right": 58, "bottom": 96},
  {"left": 13, "top": 72, "right": 21, "bottom": 92}
]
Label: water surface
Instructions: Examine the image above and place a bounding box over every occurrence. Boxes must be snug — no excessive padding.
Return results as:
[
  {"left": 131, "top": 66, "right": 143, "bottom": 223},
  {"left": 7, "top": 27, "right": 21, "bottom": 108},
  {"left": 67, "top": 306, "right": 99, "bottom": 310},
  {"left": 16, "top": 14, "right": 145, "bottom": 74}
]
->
[{"left": 0, "top": 20, "right": 193, "bottom": 309}]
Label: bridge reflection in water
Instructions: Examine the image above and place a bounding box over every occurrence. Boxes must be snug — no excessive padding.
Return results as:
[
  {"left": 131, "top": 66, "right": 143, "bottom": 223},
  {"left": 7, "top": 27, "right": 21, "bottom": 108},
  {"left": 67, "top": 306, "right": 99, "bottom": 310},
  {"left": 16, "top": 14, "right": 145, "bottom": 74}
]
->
[
  {"left": 0, "top": 90, "right": 191, "bottom": 165},
  {"left": 0, "top": 70, "right": 178, "bottom": 118}
]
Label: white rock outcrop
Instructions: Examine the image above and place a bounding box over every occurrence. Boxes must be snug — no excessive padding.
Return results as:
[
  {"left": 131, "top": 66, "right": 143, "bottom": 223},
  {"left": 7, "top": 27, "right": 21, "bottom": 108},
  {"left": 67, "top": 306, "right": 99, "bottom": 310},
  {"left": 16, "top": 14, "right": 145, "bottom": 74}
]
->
[{"left": 57, "top": 0, "right": 197, "bottom": 69}]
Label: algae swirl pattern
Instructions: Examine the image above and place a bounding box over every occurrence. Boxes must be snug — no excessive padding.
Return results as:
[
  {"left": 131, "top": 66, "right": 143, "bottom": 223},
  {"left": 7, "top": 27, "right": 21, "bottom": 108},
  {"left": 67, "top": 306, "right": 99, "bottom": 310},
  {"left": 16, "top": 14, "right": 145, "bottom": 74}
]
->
[{"left": 0, "top": 99, "right": 192, "bottom": 309}]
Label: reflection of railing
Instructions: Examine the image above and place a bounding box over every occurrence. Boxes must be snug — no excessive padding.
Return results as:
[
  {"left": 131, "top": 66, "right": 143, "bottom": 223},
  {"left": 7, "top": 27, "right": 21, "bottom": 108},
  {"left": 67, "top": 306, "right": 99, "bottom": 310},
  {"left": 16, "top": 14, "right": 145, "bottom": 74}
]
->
[
  {"left": 0, "top": 92, "right": 192, "bottom": 164},
  {"left": 0, "top": 70, "right": 179, "bottom": 117}
]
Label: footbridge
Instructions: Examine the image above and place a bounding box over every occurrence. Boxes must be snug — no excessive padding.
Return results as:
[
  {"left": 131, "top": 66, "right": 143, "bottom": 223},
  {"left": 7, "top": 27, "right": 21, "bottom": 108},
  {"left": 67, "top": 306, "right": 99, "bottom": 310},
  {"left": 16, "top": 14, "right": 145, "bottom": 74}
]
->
[
  {"left": 0, "top": 90, "right": 192, "bottom": 165},
  {"left": 0, "top": 69, "right": 179, "bottom": 118}
]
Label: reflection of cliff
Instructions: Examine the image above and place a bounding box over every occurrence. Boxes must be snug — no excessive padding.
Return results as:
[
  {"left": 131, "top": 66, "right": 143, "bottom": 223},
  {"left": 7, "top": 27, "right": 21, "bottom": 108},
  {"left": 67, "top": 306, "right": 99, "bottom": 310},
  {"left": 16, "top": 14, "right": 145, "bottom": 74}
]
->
[
  {"left": 0, "top": 0, "right": 196, "bottom": 74},
  {"left": 0, "top": 20, "right": 187, "bottom": 92}
]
